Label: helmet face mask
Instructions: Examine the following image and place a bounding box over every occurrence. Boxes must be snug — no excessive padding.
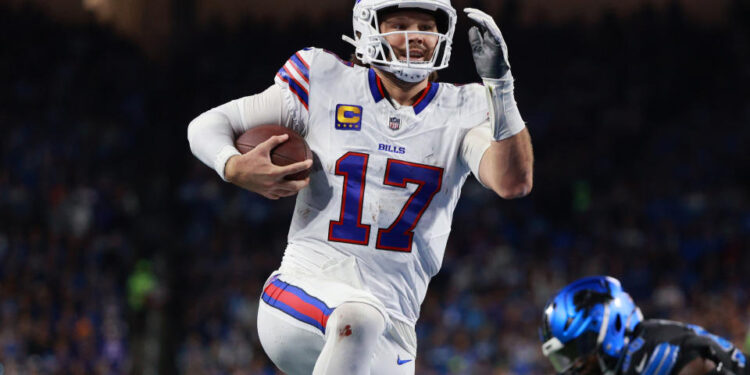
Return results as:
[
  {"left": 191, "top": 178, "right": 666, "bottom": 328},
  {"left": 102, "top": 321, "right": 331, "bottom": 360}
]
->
[
  {"left": 344, "top": 0, "right": 457, "bottom": 82},
  {"left": 543, "top": 332, "right": 600, "bottom": 374},
  {"left": 540, "top": 276, "right": 643, "bottom": 375}
]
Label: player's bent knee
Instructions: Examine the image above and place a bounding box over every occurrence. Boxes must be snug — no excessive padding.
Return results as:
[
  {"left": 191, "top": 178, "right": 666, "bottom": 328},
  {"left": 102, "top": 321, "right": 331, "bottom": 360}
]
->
[
  {"left": 257, "top": 302, "right": 323, "bottom": 375},
  {"left": 327, "top": 302, "right": 385, "bottom": 344}
]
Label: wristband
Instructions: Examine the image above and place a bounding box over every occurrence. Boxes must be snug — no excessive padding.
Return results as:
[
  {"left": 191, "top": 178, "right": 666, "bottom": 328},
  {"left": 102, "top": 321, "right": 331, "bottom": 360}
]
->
[{"left": 483, "top": 74, "right": 526, "bottom": 141}]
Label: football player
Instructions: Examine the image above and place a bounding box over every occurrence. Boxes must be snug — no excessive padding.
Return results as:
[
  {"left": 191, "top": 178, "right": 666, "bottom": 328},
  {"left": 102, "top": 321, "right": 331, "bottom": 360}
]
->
[
  {"left": 540, "top": 276, "right": 748, "bottom": 375},
  {"left": 187, "top": 0, "right": 533, "bottom": 374}
]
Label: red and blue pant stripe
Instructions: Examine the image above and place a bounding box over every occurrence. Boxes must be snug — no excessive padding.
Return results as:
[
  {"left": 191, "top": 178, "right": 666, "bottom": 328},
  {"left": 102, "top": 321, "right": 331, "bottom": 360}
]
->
[{"left": 262, "top": 276, "right": 333, "bottom": 334}]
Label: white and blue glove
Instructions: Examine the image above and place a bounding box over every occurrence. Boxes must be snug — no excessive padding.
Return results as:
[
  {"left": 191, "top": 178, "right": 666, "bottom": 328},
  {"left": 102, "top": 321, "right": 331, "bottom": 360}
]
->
[{"left": 465, "top": 8, "right": 525, "bottom": 140}]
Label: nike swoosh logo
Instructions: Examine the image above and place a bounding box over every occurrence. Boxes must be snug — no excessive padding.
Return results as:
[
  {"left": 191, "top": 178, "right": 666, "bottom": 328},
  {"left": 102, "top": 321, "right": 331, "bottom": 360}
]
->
[
  {"left": 635, "top": 354, "right": 649, "bottom": 373},
  {"left": 397, "top": 355, "right": 413, "bottom": 365}
]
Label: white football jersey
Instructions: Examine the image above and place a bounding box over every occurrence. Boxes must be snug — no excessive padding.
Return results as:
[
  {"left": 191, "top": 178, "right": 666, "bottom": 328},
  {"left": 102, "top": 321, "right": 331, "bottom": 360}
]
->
[{"left": 275, "top": 47, "right": 490, "bottom": 326}]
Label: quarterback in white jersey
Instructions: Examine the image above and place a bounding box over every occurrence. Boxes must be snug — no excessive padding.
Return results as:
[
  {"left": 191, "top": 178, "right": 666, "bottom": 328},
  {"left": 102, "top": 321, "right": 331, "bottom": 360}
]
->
[{"left": 187, "top": 0, "right": 533, "bottom": 374}]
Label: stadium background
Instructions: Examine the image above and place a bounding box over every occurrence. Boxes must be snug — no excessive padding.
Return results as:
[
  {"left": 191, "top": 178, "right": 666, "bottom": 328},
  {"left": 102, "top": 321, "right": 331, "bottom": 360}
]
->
[{"left": 1, "top": 0, "right": 749, "bottom": 373}]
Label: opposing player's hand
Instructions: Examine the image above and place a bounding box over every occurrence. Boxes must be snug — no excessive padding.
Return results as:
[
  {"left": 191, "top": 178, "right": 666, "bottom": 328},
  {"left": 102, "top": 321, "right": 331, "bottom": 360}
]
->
[
  {"left": 224, "top": 134, "right": 312, "bottom": 200},
  {"left": 465, "top": 8, "right": 511, "bottom": 80}
]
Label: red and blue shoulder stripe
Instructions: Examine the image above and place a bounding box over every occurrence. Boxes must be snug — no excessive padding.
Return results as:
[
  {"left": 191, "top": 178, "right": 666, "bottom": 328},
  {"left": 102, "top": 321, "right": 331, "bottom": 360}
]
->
[{"left": 276, "top": 50, "right": 312, "bottom": 110}]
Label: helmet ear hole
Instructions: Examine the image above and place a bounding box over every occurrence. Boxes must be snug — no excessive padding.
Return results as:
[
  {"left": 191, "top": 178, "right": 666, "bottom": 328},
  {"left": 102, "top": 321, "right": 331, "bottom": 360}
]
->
[{"left": 615, "top": 314, "right": 622, "bottom": 332}]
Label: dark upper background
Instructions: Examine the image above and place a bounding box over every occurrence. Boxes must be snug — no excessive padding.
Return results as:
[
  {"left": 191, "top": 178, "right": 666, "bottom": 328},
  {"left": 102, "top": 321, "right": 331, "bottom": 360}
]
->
[{"left": 1, "top": 0, "right": 748, "bottom": 374}]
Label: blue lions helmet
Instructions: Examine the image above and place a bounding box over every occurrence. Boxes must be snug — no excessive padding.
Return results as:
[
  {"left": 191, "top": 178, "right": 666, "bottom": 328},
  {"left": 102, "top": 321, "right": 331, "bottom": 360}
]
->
[{"left": 540, "top": 276, "right": 643, "bottom": 375}]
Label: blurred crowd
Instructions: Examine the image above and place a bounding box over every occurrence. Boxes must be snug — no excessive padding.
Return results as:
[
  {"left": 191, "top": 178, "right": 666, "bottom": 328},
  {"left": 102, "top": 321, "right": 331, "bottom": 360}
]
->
[{"left": 2, "top": 1, "right": 749, "bottom": 374}]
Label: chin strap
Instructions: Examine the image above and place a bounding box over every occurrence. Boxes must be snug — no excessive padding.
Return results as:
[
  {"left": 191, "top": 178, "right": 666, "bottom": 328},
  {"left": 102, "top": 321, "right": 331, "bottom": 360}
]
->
[{"left": 375, "top": 64, "right": 430, "bottom": 83}]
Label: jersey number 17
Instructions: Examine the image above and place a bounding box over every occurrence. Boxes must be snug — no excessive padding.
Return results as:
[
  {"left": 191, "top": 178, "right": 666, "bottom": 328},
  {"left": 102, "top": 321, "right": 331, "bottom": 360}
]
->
[{"left": 328, "top": 152, "right": 443, "bottom": 252}]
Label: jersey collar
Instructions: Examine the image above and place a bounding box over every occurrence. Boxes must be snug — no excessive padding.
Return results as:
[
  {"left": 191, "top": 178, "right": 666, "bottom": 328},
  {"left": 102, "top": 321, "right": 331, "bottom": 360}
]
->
[
  {"left": 412, "top": 81, "right": 439, "bottom": 115},
  {"left": 367, "top": 69, "right": 439, "bottom": 115},
  {"left": 368, "top": 68, "right": 387, "bottom": 103}
]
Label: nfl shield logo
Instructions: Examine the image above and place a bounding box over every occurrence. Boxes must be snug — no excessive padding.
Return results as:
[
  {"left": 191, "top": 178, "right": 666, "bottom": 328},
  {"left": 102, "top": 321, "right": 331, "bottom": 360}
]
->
[{"left": 388, "top": 116, "right": 401, "bottom": 131}]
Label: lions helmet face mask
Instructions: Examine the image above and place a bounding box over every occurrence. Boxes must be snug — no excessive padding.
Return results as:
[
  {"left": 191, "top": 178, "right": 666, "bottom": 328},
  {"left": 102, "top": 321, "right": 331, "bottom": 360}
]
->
[
  {"left": 343, "top": 0, "right": 457, "bottom": 82},
  {"left": 540, "top": 276, "right": 643, "bottom": 375}
]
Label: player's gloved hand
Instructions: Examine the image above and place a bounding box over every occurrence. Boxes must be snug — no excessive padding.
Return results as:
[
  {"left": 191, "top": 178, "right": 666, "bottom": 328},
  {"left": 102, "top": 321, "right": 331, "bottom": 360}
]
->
[
  {"left": 465, "top": 8, "right": 511, "bottom": 81},
  {"left": 464, "top": 8, "right": 525, "bottom": 141},
  {"left": 224, "top": 134, "right": 312, "bottom": 200}
]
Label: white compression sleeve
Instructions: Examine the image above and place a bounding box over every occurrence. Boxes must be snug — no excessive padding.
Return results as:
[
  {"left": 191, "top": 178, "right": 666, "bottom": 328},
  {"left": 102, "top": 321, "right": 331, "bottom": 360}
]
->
[
  {"left": 483, "top": 76, "right": 526, "bottom": 141},
  {"left": 186, "top": 85, "right": 291, "bottom": 181}
]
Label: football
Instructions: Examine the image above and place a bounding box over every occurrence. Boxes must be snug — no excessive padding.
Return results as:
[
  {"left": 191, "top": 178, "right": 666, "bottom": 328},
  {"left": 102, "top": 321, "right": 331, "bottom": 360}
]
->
[{"left": 235, "top": 124, "right": 313, "bottom": 180}]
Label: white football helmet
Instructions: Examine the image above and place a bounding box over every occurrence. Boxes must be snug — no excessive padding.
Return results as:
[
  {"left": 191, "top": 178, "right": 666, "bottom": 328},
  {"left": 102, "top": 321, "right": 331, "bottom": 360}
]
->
[{"left": 343, "top": 0, "right": 457, "bottom": 82}]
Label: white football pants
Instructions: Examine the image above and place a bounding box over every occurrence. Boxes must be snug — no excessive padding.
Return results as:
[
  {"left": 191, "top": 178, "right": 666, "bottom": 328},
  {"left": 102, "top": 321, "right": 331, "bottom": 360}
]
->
[{"left": 256, "top": 272, "right": 416, "bottom": 375}]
